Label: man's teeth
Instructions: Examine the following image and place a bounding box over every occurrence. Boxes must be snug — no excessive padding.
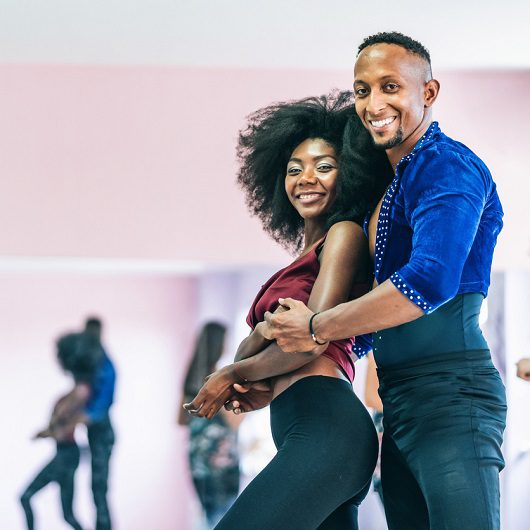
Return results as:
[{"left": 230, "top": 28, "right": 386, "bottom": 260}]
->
[{"left": 371, "top": 117, "right": 395, "bottom": 127}]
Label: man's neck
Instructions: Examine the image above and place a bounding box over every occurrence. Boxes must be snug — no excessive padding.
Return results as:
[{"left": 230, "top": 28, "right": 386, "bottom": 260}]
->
[{"left": 386, "top": 118, "right": 434, "bottom": 171}]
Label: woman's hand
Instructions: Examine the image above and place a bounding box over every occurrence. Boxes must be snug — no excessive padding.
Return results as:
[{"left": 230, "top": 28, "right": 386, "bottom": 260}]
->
[
  {"left": 32, "top": 429, "right": 51, "bottom": 440},
  {"left": 184, "top": 365, "right": 245, "bottom": 420}
]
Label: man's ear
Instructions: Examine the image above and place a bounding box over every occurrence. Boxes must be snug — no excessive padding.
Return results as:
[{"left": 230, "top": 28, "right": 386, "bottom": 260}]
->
[{"left": 424, "top": 79, "right": 440, "bottom": 108}]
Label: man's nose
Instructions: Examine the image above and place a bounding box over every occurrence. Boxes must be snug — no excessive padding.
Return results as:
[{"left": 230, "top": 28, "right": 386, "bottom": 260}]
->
[{"left": 366, "top": 91, "right": 386, "bottom": 115}]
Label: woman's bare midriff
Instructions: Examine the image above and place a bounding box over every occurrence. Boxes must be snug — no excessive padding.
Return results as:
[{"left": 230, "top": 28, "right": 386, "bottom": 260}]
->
[{"left": 271, "top": 355, "right": 349, "bottom": 400}]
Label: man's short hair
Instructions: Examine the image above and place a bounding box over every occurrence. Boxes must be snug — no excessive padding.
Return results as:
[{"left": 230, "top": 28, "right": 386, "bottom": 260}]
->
[
  {"left": 84, "top": 316, "right": 103, "bottom": 339},
  {"left": 357, "top": 31, "right": 431, "bottom": 72}
]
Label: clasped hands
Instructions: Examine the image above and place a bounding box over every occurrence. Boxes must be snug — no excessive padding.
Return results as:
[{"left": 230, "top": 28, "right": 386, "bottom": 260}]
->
[{"left": 184, "top": 298, "right": 327, "bottom": 420}]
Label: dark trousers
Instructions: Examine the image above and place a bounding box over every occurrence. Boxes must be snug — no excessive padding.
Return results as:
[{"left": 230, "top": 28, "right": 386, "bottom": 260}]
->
[
  {"left": 215, "top": 376, "right": 378, "bottom": 530},
  {"left": 20, "top": 442, "right": 84, "bottom": 530},
  {"left": 88, "top": 417, "right": 115, "bottom": 530},
  {"left": 378, "top": 350, "right": 506, "bottom": 530}
]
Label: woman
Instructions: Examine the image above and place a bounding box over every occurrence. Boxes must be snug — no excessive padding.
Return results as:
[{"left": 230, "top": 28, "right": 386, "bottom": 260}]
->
[
  {"left": 178, "top": 322, "right": 243, "bottom": 529},
  {"left": 185, "top": 92, "right": 392, "bottom": 529},
  {"left": 20, "top": 332, "right": 103, "bottom": 530}
]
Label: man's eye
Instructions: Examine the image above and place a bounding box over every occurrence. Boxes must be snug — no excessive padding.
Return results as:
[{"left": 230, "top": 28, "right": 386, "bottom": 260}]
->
[
  {"left": 354, "top": 87, "right": 368, "bottom": 97},
  {"left": 385, "top": 83, "right": 399, "bottom": 91}
]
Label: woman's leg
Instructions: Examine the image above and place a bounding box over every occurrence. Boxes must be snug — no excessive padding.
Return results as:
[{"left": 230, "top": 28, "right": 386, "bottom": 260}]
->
[
  {"left": 20, "top": 452, "right": 62, "bottom": 530},
  {"left": 57, "top": 443, "right": 84, "bottom": 530},
  {"left": 215, "top": 376, "right": 378, "bottom": 530}
]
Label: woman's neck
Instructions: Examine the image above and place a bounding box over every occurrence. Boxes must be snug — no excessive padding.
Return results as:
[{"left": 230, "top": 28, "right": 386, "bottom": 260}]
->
[{"left": 302, "top": 220, "right": 326, "bottom": 254}]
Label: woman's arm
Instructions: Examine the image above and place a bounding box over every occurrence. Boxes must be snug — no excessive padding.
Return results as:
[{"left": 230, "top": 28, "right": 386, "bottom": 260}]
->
[
  {"left": 185, "top": 221, "right": 368, "bottom": 418},
  {"left": 233, "top": 322, "right": 273, "bottom": 362}
]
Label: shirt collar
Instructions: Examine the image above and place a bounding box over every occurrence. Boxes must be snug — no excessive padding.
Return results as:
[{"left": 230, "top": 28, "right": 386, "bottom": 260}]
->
[{"left": 396, "top": 121, "right": 440, "bottom": 170}]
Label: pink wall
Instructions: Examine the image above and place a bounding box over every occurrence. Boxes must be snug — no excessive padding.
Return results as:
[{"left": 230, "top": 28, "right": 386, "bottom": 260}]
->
[{"left": 1, "top": 64, "right": 526, "bottom": 268}]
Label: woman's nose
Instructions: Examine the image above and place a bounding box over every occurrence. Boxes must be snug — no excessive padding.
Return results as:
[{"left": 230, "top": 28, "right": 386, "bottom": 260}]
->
[{"left": 298, "top": 168, "right": 317, "bottom": 184}]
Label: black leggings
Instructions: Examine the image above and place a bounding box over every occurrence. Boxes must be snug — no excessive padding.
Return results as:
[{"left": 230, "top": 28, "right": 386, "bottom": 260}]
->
[
  {"left": 20, "top": 442, "right": 84, "bottom": 530},
  {"left": 215, "top": 376, "right": 378, "bottom": 530}
]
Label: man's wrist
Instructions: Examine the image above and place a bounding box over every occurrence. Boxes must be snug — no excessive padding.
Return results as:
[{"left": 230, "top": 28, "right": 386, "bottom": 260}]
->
[{"left": 309, "top": 312, "right": 327, "bottom": 345}]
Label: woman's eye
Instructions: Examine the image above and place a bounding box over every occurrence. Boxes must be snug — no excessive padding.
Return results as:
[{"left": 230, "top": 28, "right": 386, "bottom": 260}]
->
[
  {"left": 287, "top": 167, "right": 301, "bottom": 175},
  {"left": 317, "top": 164, "right": 333, "bottom": 172}
]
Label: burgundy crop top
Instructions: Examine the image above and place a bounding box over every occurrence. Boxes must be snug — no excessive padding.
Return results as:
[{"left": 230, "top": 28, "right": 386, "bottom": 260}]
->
[{"left": 246, "top": 236, "right": 370, "bottom": 383}]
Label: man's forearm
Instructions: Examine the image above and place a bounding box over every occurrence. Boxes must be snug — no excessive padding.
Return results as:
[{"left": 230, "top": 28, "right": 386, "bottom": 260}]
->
[{"left": 314, "top": 280, "right": 423, "bottom": 342}]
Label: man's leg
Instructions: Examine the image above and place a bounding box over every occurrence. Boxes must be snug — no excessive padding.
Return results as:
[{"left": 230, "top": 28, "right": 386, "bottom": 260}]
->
[
  {"left": 380, "top": 432, "right": 429, "bottom": 530},
  {"left": 407, "top": 401, "right": 505, "bottom": 530},
  {"left": 382, "top": 365, "right": 506, "bottom": 530},
  {"left": 88, "top": 419, "right": 115, "bottom": 530}
]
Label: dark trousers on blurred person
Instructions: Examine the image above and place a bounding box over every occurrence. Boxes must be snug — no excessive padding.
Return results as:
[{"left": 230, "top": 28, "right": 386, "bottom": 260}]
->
[
  {"left": 20, "top": 442, "right": 84, "bottom": 530},
  {"left": 88, "top": 416, "right": 115, "bottom": 530}
]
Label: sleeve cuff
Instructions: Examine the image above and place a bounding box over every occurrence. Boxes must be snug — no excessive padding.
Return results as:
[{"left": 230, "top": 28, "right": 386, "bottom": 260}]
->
[
  {"left": 352, "top": 334, "right": 372, "bottom": 359},
  {"left": 390, "top": 272, "right": 433, "bottom": 313}
]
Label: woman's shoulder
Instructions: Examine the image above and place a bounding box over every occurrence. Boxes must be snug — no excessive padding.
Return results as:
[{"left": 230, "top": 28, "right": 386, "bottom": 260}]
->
[{"left": 325, "top": 220, "right": 364, "bottom": 244}]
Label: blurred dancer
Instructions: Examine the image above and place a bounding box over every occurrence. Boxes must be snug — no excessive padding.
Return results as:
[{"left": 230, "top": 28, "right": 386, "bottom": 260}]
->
[
  {"left": 178, "top": 322, "right": 242, "bottom": 529},
  {"left": 20, "top": 332, "right": 101, "bottom": 530}
]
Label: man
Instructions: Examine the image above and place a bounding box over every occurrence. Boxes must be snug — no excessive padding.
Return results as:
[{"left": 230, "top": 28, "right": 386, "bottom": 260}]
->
[
  {"left": 83, "top": 317, "right": 116, "bottom": 530},
  {"left": 263, "top": 32, "right": 506, "bottom": 529}
]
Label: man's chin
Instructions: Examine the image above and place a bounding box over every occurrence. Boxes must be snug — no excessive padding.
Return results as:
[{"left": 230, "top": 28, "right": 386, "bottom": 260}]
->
[{"left": 371, "top": 130, "right": 403, "bottom": 151}]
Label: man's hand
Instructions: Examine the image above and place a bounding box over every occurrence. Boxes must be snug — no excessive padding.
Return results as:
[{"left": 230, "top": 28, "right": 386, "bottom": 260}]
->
[
  {"left": 516, "top": 358, "right": 530, "bottom": 381},
  {"left": 183, "top": 365, "right": 243, "bottom": 420},
  {"left": 263, "top": 298, "right": 325, "bottom": 353},
  {"left": 225, "top": 380, "right": 274, "bottom": 414}
]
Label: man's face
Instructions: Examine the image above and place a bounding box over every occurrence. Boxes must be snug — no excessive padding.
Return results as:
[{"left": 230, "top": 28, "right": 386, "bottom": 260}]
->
[{"left": 353, "top": 44, "right": 432, "bottom": 154}]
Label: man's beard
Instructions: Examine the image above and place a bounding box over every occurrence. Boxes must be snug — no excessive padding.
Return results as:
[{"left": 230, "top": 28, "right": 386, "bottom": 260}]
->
[{"left": 372, "top": 127, "right": 404, "bottom": 150}]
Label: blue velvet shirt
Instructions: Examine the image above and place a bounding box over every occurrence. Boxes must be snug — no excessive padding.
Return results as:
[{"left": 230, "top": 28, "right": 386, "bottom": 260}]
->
[
  {"left": 85, "top": 353, "right": 116, "bottom": 423},
  {"left": 372, "top": 122, "right": 503, "bottom": 314}
]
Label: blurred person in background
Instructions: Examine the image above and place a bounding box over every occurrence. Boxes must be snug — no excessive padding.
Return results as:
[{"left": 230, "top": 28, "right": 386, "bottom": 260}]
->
[
  {"left": 516, "top": 358, "right": 530, "bottom": 381},
  {"left": 82, "top": 317, "right": 116, "bottom": 530},
  {"left": 20, "top": 332, "right": 102, "bottom": 530},
  {"left": 185, "top": 92, "right": 392, "bottom": 529},
  {"left": 364, "top": 351, "right": 384, "bottom": 505},
  {"left": 178, "top": 322, "right": 243, "bottom": 529}
]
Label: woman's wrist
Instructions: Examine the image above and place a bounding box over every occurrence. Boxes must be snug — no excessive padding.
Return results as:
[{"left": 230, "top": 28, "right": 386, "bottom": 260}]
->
[{"left": 230, "top": 363, "right": 249, "bottom": 384}]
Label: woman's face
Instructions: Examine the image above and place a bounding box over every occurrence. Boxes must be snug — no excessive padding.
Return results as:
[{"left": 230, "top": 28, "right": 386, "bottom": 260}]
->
[{"left": 285, "top": 138, "right": 338, "bottom": 221}]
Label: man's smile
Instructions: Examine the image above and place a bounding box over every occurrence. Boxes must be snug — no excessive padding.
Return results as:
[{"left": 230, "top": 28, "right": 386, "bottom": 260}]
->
[{"left": 369, "top": 116, "right": 397, "bottom": 130}]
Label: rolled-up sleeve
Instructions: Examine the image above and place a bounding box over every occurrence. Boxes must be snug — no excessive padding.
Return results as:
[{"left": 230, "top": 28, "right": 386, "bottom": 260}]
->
[{"left": 391, "top": 149, "right": 490, "bottom": 313}]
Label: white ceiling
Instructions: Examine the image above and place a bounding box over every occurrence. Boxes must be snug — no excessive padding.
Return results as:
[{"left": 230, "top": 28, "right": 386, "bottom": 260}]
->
[{"left": 1, "top": 0, "right": 529, "bottom": 71}]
